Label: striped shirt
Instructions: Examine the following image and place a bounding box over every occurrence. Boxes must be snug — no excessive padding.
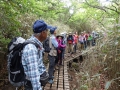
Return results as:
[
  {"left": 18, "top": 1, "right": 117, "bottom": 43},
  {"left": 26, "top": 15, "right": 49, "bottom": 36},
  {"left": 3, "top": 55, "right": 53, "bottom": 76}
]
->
[{"left": 22, "top": 35, "right": 46, "bottom": 90}]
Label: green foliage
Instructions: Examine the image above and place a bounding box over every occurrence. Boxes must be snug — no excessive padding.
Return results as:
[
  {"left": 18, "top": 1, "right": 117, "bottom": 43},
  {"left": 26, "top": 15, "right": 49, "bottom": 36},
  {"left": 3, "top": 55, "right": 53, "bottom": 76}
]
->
[
  {"left": 0, "top": 0, "right": 68, "bottom": 53},
  {"left": 0, "top": 34, "right": 10, "bottom": 45},
  {"left": 80, "top": 85, "right": 88, "bottom": 90},
  {"left": 0, "top": 1, "right": 22, "bottom": 52},
  {"left": 81, "top": 75, "right": 88, "bottom": 81},
  {"left": 72, "top": 62, "right": 79, "bottom": 71}
]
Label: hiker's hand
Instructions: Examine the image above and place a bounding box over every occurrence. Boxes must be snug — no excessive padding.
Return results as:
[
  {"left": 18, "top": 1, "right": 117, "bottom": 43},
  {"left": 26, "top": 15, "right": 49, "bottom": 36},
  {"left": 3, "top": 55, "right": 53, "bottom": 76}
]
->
[
  {"left": 58, "top": 50, "right": 61, "bottom": 53},
  {"left": 73, "top": 42, "right": 75, "bottom": 45}
]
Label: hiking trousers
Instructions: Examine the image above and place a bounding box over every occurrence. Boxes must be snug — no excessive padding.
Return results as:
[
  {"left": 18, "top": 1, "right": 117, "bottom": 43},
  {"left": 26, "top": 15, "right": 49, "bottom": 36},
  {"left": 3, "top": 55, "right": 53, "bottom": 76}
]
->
[
  {"left": 73, "top": 43, "right": 77, "bottom": 53},
  {"left": 48, "top": 55, "right": 56, "bottom": 80},
  {"left": 68, "top": 43, "right": 73, "bottom": 53},
  {"left": 62, "top": 48, "right": 65, "bottom": 59}
]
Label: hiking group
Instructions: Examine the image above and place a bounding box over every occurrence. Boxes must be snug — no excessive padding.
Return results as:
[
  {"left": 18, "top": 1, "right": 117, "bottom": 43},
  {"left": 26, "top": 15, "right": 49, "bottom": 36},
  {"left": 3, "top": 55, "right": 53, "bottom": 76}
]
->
[
  {"left": 62, "top": 30, "right": 99, "bottom": 57},
  {"left": 7, "top": 19, "right": 99, "bottom": 90}
]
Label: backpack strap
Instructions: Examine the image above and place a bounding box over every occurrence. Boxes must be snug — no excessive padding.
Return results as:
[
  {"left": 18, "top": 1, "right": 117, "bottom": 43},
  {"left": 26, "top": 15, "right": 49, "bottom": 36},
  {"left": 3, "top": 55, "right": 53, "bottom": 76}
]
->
[
  {"left": 24, "top": 40, "right": 40, "bottom": 49},
  {"left": 49, "top": 37, "right": 52, "bottom": 49},
  {"left": 49, "top": 37, "right": 56, "bottom": 50},
  {"left": 23, "top": 41, "right": 41, "bottom": 58}
]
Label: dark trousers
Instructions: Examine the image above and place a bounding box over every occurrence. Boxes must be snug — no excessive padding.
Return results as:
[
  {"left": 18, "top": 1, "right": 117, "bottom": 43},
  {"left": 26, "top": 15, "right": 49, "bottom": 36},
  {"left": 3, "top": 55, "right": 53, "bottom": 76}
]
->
[
  {"left": 84, "top": 41, "right": 87, "bottom": 49},
  {"left": 62, "top": 48, "right": 65, "bottom": 59},
  {"left": 92, "top": 38, "right": 96, "bottom": 46},
  {"left": 56, "top": 49, "right": 63, "bottom": 65},
  {"left": 88, "top": 40, "right": 92, "bottom": 46},
  {"left": 73, "top": 43, "right": 77, "bottom": 53},
  {"left": 48, "top": 55, "right": 55, "bottom": 79}
]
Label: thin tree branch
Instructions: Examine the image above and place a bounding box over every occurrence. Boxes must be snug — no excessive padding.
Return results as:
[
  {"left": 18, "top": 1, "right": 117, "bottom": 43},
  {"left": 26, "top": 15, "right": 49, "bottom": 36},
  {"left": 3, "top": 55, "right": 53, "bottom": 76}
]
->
[
  {"left": 104, "top": 6, "right": 120, "bottom": 14},
  {"left": 84, "top": 0, "right": 107, "bottom": 12},
  {"left": 84, "top": 0, "right": 120, "bottom": 14},
  {"left": 65, "top": 14, "right": 74, "bottom": 24},
  {"left": 111, "top": 1, "right": 119, "bottom": 6}
]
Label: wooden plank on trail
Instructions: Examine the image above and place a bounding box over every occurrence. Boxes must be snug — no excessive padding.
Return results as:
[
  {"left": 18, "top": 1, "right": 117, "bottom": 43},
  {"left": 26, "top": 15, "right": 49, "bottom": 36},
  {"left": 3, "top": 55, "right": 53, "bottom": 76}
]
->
[
  {"left": 57, "top": 66, "right": 64, "bottom": 89},
  {"left": 64, "top": 85, "right": 70, "bottom": 90},
  {"left": 44, "top": 66, "right": 59, "bottom": 90},
  {"left": 45, "top": 50, "right": 85, "bottom": 90},
  {"left": 44, "top": 87, "right": 57, "bottom": 90},
  {"left": 64, "top": 53, "right": 80, "bottom": 63},
  {"left": 58, "top": 88, "right": 63, "bottom": 90},
  {"left": 64, "top": 61, "right": 70, "bottom": 90}
]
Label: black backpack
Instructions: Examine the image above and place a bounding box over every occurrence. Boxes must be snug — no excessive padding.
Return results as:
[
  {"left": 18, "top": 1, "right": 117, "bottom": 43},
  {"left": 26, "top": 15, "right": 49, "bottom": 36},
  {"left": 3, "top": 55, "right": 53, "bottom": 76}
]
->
[
  {"left": 67, "top": 35, "right": 73, "bottom": 41},
  {"left": 7, "top": 37, "right": 49, "bottom": 87},
  {"left": 43, "top": 37, "right": 51, "bottom": 53}
]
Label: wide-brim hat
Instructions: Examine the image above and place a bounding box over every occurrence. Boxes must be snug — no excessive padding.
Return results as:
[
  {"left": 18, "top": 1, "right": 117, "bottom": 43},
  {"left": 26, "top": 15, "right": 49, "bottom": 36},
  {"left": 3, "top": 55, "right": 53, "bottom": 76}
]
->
[{"left": 56, "top": 35, "right": 64, "bottom": 39}]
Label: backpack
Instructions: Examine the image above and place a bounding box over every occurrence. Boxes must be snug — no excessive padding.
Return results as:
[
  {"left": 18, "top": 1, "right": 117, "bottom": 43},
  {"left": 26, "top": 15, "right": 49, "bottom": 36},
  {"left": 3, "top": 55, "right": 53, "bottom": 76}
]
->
[
  {"left": 67, "top": 35, "right": 73, "bottom": 41},
  {"left": 7, "top": 37, "right": 49, "bottom": 87},
  {"left": 43, "top": 37, "right": 51, "bottom": 53},
  {"left": 61, "top": 36, "right": 66, "bottom": 45}
]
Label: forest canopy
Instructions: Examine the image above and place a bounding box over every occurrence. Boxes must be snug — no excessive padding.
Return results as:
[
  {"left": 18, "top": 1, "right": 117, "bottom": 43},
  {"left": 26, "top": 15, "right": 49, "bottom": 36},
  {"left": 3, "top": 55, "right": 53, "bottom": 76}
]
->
[{"left": 0, "top": 0, "right": 120, "bottom": 52}]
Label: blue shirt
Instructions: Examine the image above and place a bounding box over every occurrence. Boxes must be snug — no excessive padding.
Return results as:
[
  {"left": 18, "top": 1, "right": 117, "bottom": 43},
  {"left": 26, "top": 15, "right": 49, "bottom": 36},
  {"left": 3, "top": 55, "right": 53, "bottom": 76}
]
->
[
  {"left": 22, "top": 35, "right": 46, "bottom": 90},
  {"left": 50, "top": 34, "right": 58, "bottom": 48}
]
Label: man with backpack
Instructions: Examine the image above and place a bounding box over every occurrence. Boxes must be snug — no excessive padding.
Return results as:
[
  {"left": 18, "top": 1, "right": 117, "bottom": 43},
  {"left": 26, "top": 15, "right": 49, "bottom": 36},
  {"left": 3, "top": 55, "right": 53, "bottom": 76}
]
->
[
  {"left": 48, "top": 27, "right": 58, "bottom": 84},
  {"left": 67, "top": 32, "right": 74, "bottom": 57},
  {"left": 21, "top": 20, "right": 52, "bottom": 90}
]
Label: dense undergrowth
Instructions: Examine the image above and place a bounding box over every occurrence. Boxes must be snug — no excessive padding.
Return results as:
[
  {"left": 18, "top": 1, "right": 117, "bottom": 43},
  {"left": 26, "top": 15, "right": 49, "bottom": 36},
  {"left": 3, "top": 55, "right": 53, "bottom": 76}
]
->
[{"left": 68, "top": 34, "right": 120, "bottom": 90}]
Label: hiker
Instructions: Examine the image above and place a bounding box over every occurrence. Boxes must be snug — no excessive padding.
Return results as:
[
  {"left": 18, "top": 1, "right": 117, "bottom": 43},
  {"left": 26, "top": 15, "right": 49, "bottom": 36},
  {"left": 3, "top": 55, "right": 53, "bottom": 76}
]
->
[
  {"left": 22, "top": 20, "right": 52, "bottom": 90},
  {"left": 83, "top": 31, "right": 87, "bottom": 49},
  {"left": 78, "top": 32, "right": 85, "bottom": 50},
  {"left": 61, "top": 33, "right": 67, "bottom": 59},
  {"left": 91, "top": 31, "right": 98, "bottom": 46},
  {"left": 48, "top": 27, "right": 58, "bottom": 84},
  {"left": 56, "top": 35, "right": 66, "bottom": 66},
  {"left": 87, "top": 33, "right": 93, "bottom": 47},
  {"left": 67, "top": 32, "right": 74, "bottom": 57},
  {"left": 73, "top": 32, "right": 79, "bottom": 53}
]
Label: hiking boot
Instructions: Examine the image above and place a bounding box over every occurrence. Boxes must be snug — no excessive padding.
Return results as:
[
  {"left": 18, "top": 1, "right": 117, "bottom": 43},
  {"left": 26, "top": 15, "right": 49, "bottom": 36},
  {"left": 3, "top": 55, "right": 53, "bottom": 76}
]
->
[{"left": 48, "top": 79, "right": 54, "bottom": 84}]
